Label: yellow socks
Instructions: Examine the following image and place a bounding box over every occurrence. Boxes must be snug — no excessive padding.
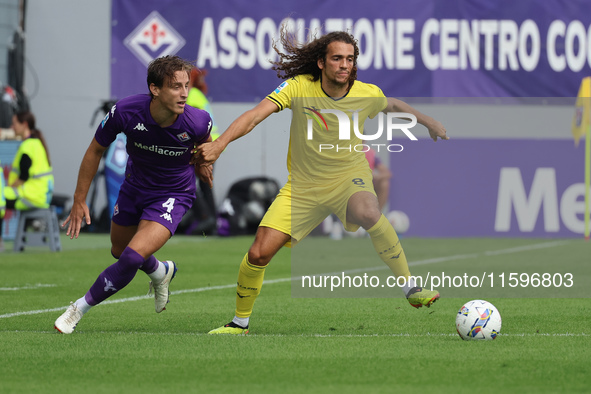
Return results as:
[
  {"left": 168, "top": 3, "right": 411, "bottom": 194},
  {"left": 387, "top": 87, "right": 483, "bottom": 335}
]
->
[
  {"left": 235, "top": 253, "right": 267, "bottom": 318},
  {"left": 367, "top": 215, "right": 411, "bottom": 280}
]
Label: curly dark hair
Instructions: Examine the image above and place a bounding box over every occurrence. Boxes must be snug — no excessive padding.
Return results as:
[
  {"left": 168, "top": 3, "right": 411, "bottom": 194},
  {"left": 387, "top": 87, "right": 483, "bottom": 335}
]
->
[
  {"left": 147, "top": 55, "right": 194, "bottom": 98},
  {"left": 271, "top": 25, "right": 359, "bottom": 88}
]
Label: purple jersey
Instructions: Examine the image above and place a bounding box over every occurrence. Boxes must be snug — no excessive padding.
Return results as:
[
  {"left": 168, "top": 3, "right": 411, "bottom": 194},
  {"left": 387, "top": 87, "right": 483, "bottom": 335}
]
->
[{"left": 95, "top": 94, "right": 211, "bottom": 195}]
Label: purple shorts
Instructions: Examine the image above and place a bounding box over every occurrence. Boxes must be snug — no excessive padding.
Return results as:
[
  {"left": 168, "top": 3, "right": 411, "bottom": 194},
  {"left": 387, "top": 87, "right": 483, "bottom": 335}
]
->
[{"left": 112, "top": 182, "right": 195, "bottom": 236}]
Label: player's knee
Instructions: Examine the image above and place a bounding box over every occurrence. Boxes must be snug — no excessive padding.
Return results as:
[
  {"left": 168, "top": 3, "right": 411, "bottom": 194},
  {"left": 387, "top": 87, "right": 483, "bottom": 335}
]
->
[
  {"left": 354, "top": 209, "right": 381, "bottom": 230},
  {"left": 117, "top": 247, "right": 145, "bottom": 270},
  {"left": 248, "top": 246, "right": 274, "bottom": 266},
  {"left": 348, "top": 194, "right": 381, "bottom": 228},
  {"left": 111, "top": 248, "right": 122, "bottom": 259}
]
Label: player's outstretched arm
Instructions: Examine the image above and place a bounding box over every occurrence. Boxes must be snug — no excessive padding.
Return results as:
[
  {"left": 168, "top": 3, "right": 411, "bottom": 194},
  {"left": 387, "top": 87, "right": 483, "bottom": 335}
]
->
[
  {"left": 62, "top": 138, "right": 107, "bottom": 239},
  {"left": 385, "top": 97, "right": 449, "bottom": 142},
  {"left": 193, "top": 98, "right": 278, "bottom": 165}
]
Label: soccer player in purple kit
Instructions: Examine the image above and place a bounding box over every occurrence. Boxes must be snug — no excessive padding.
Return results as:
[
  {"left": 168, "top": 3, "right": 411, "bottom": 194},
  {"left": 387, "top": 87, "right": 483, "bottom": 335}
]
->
[{"left": 54, "top": 56, "right": 213, "bottom": 334}]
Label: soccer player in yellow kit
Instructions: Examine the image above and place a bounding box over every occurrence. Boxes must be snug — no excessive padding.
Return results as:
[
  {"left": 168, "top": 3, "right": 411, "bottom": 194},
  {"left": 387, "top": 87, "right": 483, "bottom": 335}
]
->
[{"left": 196, "top": 28, "right": 449, "bottom": 334}]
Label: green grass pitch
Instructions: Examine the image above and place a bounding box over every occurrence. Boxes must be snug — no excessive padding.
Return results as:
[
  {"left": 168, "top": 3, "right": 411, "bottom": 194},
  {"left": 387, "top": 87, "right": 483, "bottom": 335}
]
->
[{"left": 0, "top": 234, "right": 589, "bottom": 393}]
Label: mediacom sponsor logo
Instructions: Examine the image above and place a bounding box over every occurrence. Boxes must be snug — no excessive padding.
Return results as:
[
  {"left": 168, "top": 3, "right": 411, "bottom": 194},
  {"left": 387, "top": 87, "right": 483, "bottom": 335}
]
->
[{"left": 133, "top": 142, "right": 187, "bottom": 156}]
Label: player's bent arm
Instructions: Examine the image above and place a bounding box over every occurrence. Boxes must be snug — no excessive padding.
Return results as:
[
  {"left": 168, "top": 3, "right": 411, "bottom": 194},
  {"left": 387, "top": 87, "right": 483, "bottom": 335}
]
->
[
  {"left": 63, "top": 138, "right": 108, "bottom": 238},
  {"left": 384, "top": 97, "right": 448, "bottom": 141},
  {"left": 73, "top": 138, "right": 108, "bottom": 203},
  {"left": 197, "top": 98, "right": 278, "bottom": 164}
]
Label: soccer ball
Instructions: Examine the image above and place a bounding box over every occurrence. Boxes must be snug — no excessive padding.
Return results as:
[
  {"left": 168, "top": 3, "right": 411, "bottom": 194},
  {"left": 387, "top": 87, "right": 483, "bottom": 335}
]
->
[
  {"left": 386, "top": 210, "right": 410, "bottom": 234},
  {"left": 455, "top": 300, "right": 502, "bottom": 340}
]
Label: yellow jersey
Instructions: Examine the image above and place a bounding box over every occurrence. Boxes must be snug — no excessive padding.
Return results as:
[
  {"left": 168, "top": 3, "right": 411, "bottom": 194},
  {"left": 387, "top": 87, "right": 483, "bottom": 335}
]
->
[{"left": 266, "top": 75, "right": 387, "bottom": 183}]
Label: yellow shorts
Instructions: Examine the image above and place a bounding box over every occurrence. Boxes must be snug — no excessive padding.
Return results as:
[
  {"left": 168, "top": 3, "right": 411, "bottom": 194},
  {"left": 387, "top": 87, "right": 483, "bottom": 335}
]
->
[{"left": 259, "top": 168, "right": 376, "bottom": 247}]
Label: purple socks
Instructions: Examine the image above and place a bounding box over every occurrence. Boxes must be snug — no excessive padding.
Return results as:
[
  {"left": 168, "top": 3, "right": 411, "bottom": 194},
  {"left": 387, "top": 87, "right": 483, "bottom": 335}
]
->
[
  {"left": 84, "top": 247, "right": 146, "bottom": 306},
  {"left": 139, "top": 255, "right": 159, "bottom": 275}
]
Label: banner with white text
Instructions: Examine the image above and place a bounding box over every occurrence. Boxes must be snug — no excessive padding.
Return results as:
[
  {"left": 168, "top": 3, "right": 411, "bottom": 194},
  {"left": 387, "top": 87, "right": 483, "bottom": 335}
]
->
[{"left": 112, "top": 0, "right": 591, "bottom": 102}]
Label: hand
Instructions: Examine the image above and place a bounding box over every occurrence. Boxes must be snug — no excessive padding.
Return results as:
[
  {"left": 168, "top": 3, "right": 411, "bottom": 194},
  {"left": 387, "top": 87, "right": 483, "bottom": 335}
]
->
[
  {"left": 191, "top": 140, "right": 224, "bottom": 166},
  {"left": 196, "top": 163, "right": 213, "bottom": 189},
  {"left": 8, "top": 179, "right": 24, "bottom": 188},
  {"left": 61, "top": 198, "right": 90, "bottom": 239},
  {"left": 427, "top": 120, "right": 449, "bottom": 142}
]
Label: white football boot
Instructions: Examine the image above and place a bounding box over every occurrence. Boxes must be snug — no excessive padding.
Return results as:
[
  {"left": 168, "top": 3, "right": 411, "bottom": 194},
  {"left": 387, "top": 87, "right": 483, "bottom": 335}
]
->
[
  {"left": 148, "top": 261, "right": 177, "bottom": 313},
  {"left": 54, "top": 303, "right": 84, "bottom": 334}
]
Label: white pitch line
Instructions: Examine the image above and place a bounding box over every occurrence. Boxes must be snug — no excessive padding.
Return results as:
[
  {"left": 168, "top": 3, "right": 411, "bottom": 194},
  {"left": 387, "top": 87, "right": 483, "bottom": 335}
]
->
[
  {"left": 0, "top": 330, "right": 587, "bottom": 337},
  {"left": 0, "top": 284, "right": 57, "bottom": 291},
  {"left": 295, "top": 239, "right": 572, "bottom": 277},
  {"left": 0, "top": 278, "right": 293, "bottom": 319},
  {"left": 0, "top": 239, "right": 571, "bottom": 320},
  {"left": 483, "top": 240, "right": 571, "bottom": 256}
]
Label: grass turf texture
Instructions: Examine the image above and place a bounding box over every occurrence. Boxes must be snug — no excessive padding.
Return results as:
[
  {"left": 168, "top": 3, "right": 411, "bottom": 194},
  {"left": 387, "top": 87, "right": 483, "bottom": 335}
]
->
[{"left": 0, "top": 234, "right": 589, "bottom": 393}]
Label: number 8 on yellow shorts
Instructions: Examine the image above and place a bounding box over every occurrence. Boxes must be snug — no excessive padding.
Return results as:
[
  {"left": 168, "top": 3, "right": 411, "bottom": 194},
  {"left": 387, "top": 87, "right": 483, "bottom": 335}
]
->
[{"left": 259, "top": 168, "right": 376, "bottom": 247}]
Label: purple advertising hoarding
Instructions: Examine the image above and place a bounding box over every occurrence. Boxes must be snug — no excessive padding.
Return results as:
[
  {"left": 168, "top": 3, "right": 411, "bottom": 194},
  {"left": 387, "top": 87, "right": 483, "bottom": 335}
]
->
[
  {"left": 110, "top": 2, "right": 591, "bottom": 238},
  {"left": 389, "top": 139, "right": 587, "bottom": 238},
  {"left": 112, "top": 0, "right": 591, "bottom": 102}
]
